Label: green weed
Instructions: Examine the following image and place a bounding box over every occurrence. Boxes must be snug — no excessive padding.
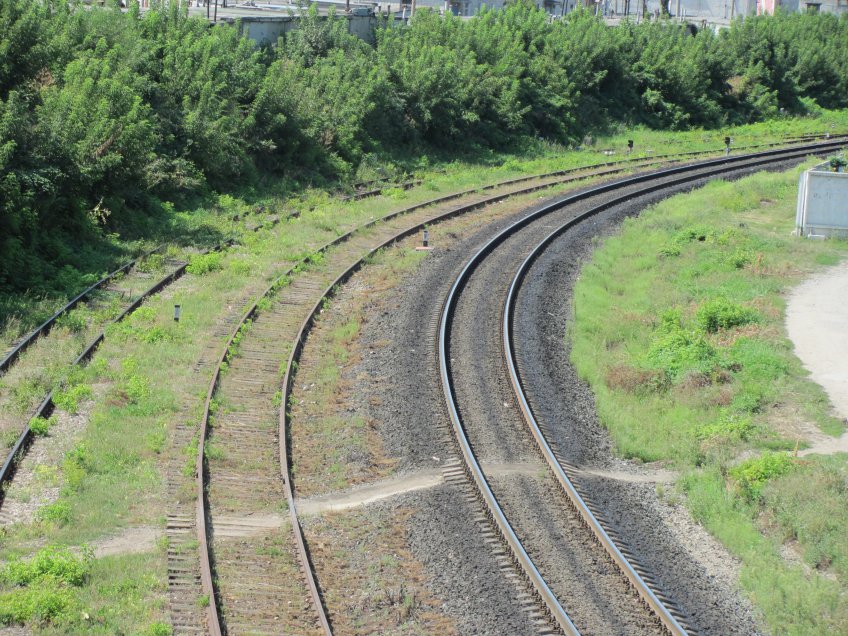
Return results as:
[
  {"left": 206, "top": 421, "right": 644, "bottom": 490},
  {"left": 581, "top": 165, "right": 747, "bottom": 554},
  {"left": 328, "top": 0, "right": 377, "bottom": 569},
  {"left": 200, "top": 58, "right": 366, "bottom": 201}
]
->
[
  {"left": 55, "top": 309, "right": 88, "bottom": 334},
  {"left": 136, "top": 254, "right": 166, "bottom": 274},
  {"left": 696, "top": 298, "right": 758, "bottom": 333},
  {"left": 36, "top": 502, "right": 72, "bottom": 527},
  {"left": 186, "top": 253, "right": 223, "bottom": 276},
  {"left": 29, "top": 415, "right": 57, "bottom": 437},
  {"left": 730, "top": 452, "right": 796, "bottom": 502},
  {"left": 53, "top": 383, "right": 93, "bottom": 415}
]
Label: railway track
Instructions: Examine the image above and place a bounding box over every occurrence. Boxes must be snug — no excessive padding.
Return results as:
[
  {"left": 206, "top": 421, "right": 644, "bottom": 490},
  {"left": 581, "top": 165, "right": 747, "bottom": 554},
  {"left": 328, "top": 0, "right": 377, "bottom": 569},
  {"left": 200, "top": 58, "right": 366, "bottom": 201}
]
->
[
  {"left": 0, "top": 248, "right": 188, "bottom": 506},
  {"left": 435, "top": 140, "right": 846, "bottom": 634},
  {"left": 0, "top": 213, "right": 277, "bottom": 511},
  {"left": 190, "top": 136, "right": 844, "bottom": 634}
]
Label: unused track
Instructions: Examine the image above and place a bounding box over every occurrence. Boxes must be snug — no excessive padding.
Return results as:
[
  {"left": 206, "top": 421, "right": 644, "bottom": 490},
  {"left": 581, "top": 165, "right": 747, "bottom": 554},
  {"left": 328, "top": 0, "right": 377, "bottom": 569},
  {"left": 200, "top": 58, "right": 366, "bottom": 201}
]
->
[{"left": 0, "top": 214, "right": 277, "bottom": 511}]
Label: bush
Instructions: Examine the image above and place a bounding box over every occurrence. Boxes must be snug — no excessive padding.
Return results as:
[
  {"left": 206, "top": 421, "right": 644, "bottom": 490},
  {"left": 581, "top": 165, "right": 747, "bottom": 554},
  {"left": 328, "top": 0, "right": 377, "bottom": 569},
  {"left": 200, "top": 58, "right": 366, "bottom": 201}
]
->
[
  {"left": 0, "top": 546, "right": 91, "bottom": 626},
  {"left": 1, "top": 546, "right": 91, "bottom": 587},
  {"left": 696, "top": 298, "right": 758, "bottom": 333},
  {"left": 729, "top": 452, "right": 795, "bottom": 502},
  {"left": 52, "top": 383, "right": 93, "bottom": 415},
  {"left": 697, "top": 413, "right": 754, "bottom": 442},
  {"left": 28, "top": 415, "right": 57, "bottom": 437},
  {"left": 0, "top": 583, "right": 76, "bottom": 625},
  {"left": 136, "top": 253, "right": 166, "bottom": 274},
  {"left": 55, "top": 309, "right": 88, "bottom": 334},
  {"left": 36, "top": 501, "right": 71, "bottom": 526},
  {"left": 645, "top": 309, "right": 718, "bottom": 379},
  {"left": 186, "top": 252, "right": 223, "bottom": 276}
]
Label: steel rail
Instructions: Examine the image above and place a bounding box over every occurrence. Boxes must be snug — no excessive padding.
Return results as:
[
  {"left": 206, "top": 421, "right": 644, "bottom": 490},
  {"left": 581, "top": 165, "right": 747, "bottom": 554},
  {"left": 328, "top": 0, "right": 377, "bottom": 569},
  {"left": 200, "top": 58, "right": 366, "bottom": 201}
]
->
[
  {"left": 0, "top": 245, "right": 164, "bottom": 378},
  {"left": 339, "top": 179, "right": 422, "bottom": 202},
  {"left": 437, "top": 139, "right": 845, "bottom": 635},
  {"left": 193, "top": 136, "right": 845, "bottom": 634},
  {"left": 0, "top": 229, "right": 253, "bottom": 501}
]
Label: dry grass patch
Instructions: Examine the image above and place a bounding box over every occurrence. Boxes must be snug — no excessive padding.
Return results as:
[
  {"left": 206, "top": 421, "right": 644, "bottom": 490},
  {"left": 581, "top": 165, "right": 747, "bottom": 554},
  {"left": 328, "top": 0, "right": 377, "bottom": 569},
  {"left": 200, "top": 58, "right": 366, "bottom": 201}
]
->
[{"left": 303, "top": 507, "right": 457, "bottom": 636}]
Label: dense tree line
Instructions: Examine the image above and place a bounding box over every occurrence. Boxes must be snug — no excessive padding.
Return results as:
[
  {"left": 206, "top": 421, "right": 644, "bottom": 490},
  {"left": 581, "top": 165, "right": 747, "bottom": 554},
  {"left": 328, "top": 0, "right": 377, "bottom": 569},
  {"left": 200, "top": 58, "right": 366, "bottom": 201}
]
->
[{"left": 1, "top": 0, "right": 847, "bottom": 293}]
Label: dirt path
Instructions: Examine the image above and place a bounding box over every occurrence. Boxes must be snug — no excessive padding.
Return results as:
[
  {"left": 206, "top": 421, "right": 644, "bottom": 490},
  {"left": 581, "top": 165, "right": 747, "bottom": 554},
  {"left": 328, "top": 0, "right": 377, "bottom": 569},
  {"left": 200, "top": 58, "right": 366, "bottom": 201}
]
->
[{"left": 786, "top": 259, "right": 848, "bottom": 455}]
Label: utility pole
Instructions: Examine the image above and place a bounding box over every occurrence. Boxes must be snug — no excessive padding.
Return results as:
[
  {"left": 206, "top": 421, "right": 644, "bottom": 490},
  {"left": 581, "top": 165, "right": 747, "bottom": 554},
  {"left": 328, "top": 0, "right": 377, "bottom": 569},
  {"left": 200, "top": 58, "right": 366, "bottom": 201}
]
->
[{"left": 213, "top": 0, "right": 217, "bottom": 22}]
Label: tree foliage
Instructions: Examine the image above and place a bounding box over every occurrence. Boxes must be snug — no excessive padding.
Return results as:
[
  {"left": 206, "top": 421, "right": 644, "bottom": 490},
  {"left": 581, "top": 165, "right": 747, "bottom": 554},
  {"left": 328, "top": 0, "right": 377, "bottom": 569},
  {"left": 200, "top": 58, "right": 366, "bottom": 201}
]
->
[{"left": 2, "top": 0, "right": 848, "bottom": 294}]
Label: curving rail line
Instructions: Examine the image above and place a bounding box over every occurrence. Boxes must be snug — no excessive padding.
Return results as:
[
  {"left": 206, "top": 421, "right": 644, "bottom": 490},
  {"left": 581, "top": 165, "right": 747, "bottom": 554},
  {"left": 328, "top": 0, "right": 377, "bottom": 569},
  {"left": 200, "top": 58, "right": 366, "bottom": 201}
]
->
[
  {"left": 192, "top": 135, "right": 846, "bottom": 634},
  {"left": 0, "top": 245, "right": 163, "bottom": 377},
  {"left": 436, "top": 139, "right": 846, "bottom": 634}
]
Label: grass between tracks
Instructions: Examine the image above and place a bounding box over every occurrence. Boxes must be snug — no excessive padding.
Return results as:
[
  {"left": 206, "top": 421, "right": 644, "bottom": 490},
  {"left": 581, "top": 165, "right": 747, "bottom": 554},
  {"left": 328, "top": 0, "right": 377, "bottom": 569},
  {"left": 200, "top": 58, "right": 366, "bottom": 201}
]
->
[
  {"left": 289, "top": 246, "right": 428, "bottom": 496},
  {"left": 0, "top": 113, "right": 846, "bottom": 632},
  {"left": 570, "top": 162, "right": 848, "bottom": 634}
]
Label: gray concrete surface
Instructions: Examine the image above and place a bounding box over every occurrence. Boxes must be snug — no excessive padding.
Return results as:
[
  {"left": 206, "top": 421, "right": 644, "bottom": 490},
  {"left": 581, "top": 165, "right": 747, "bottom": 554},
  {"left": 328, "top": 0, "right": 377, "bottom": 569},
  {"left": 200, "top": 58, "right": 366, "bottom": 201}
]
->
[{"left": 786, "top": 260, "right": 848, "bottom": 454}]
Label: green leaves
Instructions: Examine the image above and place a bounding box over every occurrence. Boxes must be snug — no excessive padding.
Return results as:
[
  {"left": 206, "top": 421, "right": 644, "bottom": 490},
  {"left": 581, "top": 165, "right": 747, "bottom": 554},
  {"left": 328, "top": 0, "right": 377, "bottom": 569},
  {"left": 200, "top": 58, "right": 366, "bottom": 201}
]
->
[{"left": 3, "top": 4, "right": 848, "bottom": 299}]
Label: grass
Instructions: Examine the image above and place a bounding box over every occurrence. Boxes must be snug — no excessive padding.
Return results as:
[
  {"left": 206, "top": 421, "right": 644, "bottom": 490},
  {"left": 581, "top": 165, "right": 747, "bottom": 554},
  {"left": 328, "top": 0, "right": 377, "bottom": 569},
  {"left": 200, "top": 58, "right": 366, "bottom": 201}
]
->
[
  {"left": 0, "top": 112, "right": 846, "bottom": 632},
  {"left": 570, "top": 163, "right": 848, "bottom": 634},
  {"left": 290, "top": 245, "right": 428, "bottom": 496}
]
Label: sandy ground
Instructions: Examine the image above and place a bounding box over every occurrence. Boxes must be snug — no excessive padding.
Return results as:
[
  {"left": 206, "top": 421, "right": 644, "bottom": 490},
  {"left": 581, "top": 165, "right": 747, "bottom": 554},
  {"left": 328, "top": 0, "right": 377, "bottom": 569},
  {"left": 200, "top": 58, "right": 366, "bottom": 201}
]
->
[{"left": 786, "top": 259, "right": 848, "bottom": 455}]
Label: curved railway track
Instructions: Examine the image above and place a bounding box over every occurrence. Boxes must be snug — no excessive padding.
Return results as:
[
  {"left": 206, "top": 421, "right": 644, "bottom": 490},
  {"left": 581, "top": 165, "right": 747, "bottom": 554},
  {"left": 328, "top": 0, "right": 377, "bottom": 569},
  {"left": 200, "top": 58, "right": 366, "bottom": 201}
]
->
[
  {"left": 435, "top": 140, "right": 845, "bottom": 634},
  {"left": 191, "top": 136, "right": 844, "bottom": 634},
  {"left": 0, "top": 214, "right": 276, "bottom": 508}
]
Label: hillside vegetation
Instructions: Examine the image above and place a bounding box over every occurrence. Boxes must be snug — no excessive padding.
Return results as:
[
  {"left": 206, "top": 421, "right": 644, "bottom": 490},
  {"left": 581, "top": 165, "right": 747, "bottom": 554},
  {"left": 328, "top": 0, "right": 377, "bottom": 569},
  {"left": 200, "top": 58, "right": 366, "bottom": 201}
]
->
[{"left": 2, "top": 0, "right": 848, "bottom": 297}]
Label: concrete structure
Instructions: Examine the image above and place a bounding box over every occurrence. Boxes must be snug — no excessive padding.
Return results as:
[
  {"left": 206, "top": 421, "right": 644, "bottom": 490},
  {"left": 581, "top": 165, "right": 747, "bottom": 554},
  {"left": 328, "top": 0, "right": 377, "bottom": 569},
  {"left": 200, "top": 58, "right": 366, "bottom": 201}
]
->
[
  {"left": 198, "top": 0, "right": 847, "bottom": 43},
  {"left": 796, "top": 159, "right": 848, "bottom": 238},
  {"left": 220, "top": 11, "right": 386, "bottom": 44}
]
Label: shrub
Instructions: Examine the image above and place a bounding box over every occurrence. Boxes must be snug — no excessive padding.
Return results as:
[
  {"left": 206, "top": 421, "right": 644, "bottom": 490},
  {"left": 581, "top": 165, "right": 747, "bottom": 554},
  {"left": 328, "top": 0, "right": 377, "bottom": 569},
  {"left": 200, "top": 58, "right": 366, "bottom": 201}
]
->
[
  {"left": 1, "top": 546, "right": 91, "bottom": 587},
  {"left": 697, "top": 413, "right": 755, "bottom": 441},
  {"left": 136, "top": 253, "right": 166, "bottom": 274},
  {"left": 696, "top": 298, "right": 758, "bottom": 333},
  {"left": 123, "top": 375, "right": 149, "bottom": 404},
  {"left": 186, "top": 252, "right": 223, "bottom": 276},
  {"left": 645, "top": 309, "right": 718, "bottom": 379},
  {"left": 28, "top": 415, "right": 57, "bottom": 437},
  {"left": 0, "top": 546, "right": 91, "bottom": 626},
  {"left": 62, "top": 444, "right": 91, "bottom": 491},
  {"left": 147, "top": 623, "right": 173, "bottom": 636},
  {"left": 36, "top": 501, "right": 71, "bottom": 526},
  {"left": 658, "top": 243, "right": 681, "bottom": 258},
  {"left": 0, "top": 583, "right": 76, "bottom": 625},
  {"left": 52, "top": 384, "right": 93, "bottom": 415},
  {"left": 730, "top": 452, "right": 795, "bottom": 502},
  {"left": 55, "top": 310, "right": 88, "bottom": 334}
]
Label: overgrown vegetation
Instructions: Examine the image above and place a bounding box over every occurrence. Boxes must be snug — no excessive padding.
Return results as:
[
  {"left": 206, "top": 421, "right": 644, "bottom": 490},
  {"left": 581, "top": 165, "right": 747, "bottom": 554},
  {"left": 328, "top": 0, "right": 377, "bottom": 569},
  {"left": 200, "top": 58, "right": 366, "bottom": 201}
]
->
[
  {"left": 571, "top": 165, "right": 848, "bottom": 633},
  {"left": 2, "top": 0, "right": 848, "bottom": 301}
]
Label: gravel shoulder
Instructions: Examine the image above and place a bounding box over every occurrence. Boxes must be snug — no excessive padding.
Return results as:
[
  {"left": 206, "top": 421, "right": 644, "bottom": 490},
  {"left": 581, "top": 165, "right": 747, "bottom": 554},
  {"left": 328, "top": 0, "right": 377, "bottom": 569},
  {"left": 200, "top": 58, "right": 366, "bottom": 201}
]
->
[{"left": 293, "top": 158, "right": 807, "bottom": 634}]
